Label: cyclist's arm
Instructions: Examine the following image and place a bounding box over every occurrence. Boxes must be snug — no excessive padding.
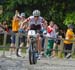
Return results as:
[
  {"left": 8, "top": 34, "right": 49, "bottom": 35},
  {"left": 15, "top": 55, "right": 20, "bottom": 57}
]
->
[
  {"left": 22, "top": 17, "right": 30, "bottom": 24},
  {"left": 42, "top": 18, "right": 48, "bottom": 29},
  {"left": 22, "top": 17, "right": 31, "bottom": 30}
]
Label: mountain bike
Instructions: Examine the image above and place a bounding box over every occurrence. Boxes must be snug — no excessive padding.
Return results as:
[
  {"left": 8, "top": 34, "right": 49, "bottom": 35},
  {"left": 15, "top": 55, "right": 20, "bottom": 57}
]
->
[{"left": 28, "top": 30, "right": 37, "bottom": 64}]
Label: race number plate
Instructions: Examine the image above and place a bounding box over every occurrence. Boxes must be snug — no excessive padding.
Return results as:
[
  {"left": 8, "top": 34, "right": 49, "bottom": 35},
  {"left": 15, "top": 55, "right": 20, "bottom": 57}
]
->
[{"left": 28, "top": 30, "right": 36, "bottom": 36}]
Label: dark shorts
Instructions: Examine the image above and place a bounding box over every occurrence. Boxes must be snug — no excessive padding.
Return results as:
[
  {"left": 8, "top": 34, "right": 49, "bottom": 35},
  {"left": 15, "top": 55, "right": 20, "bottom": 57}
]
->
[
  {"left": 30, "top": 24, "right": 41, "bottom": 30},
  {"left": 54, "top": 39, "right": 61, "bottom": 45},
  {"left": 64, "top": 43, "right": 73, "bottom": 51},
  {"left": 30, "top": 24, "right": 43, "bottom": 37},
  {"left": 64, "top": 43, "right": 73, "bottom": 56}
]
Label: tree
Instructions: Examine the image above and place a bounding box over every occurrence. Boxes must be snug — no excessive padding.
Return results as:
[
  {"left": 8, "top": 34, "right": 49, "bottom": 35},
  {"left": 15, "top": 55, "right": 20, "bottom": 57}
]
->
[{"left": 0, "top": 0, "right": 75, "bottom": 30}]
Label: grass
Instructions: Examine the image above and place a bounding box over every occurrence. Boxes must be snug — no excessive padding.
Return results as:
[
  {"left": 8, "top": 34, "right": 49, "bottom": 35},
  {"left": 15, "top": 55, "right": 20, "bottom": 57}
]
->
[{"left": 0, "top": 43, "right": 26, "bottom": 53}]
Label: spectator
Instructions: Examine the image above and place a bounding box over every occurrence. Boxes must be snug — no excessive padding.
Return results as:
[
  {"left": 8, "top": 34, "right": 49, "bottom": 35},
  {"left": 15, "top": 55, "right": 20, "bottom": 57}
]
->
[
  {"left": 45, "top": 21, "right": 56, "bottom": 57},
  {"left": 0, "top": 21, "right": 9, "bottom": 32},
  {"left": 16, "top": 12, "right": 27, "bottom": 57},
  {"left": 64, "top": 24, "right": 74, "bottom": 59},
  {"left": 2, "top": 21, "right": 9, "bottom": 32},
  {"left": 52, "top": 24, "right": 64, "bottom": 58},
  {"left": 9, "top": 10, "right": 20, "bottom": 56},
  {"left": 41, "top": 21, "right": 48, "bottom": 54}
]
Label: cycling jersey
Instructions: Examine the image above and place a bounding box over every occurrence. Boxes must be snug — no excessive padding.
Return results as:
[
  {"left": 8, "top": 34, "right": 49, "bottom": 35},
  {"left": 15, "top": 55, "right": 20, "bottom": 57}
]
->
[{"left": 25, "top": 16, "right": 45, "bottom": 30}]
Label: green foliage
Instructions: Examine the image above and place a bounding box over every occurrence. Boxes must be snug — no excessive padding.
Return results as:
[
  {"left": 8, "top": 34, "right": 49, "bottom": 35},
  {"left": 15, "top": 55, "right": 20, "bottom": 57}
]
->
[
  {"left": 0, "top": 0, "right": 75, "bottom": 30},
  {"left": 64, "top": 12, "right": 75, "bottom": 25}
]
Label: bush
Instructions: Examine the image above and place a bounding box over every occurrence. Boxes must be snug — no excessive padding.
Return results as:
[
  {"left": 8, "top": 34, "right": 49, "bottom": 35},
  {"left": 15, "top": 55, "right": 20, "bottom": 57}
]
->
[{"left": 64, "top": 12, "right": 75, "bottom": 25}]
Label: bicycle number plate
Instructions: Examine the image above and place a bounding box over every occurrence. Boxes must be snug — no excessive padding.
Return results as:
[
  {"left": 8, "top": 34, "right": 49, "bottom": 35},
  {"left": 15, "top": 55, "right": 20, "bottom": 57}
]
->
[{"left": 28, "top": 30, "right": 36, "bottom": 36}]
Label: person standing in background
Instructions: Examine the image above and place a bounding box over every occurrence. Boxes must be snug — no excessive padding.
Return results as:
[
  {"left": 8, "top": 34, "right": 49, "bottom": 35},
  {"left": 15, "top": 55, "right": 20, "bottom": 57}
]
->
[
  {"left": 52, "top": 24, "right": 64, "bottom": 58},
  {"left": 9, "top": 10, "right": 20, "bottom": 56},
  {"left": 0, "top": 21, "right": 9, "bottom": 32},
  {"left": 45, "top": 21, "right": 56, "bottom": 57},
  {"left": 2, "top": 21, "right": 9, "bottom": 32},
  {"left": 64, "top": 24, "right": 74, "bottom": 59},
  {"left": 16, "top": 12, "right": 27, "bottom": 57}
]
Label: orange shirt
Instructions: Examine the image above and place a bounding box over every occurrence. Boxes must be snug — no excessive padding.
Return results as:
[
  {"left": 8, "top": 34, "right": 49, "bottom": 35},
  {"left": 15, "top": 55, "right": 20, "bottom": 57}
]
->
[{"left": 12, "top": 18, "right": 19, "bottom": 32}]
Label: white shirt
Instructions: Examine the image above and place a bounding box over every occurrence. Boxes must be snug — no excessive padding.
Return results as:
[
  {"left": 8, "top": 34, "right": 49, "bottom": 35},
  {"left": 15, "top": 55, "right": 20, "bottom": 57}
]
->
[{"left": 26, "top": 16, "right": 45, "bottom": 28}]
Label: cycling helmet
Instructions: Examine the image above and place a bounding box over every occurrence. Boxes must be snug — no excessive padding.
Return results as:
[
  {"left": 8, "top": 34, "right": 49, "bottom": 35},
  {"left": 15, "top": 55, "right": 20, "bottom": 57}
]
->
[
  {"left": 20, "top": 13, "right": 25, "bottom": 17},
  {"left": 33, "top": 10, "right": 40, "bottom": 16}
]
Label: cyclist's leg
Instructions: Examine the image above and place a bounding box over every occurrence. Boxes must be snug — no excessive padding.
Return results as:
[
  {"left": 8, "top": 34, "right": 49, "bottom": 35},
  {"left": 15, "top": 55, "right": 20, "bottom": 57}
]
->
[
  {"left": 25, "top": 34, "right": 31, "bottom": 57},
  {"left": 36, "top": 34, "right": 42, "bottom": 53},
  {"left": 42, "top": 37, "right": 45, "bottom": 51},
  {"left": 36, "top": 34, "right": 42, "bottom": 60},
  {"left": 40, "top": 37, "right": 45, "bottom": 55},
  {"left": 26, "top": 35, "right": 30, "bottom": 48}
]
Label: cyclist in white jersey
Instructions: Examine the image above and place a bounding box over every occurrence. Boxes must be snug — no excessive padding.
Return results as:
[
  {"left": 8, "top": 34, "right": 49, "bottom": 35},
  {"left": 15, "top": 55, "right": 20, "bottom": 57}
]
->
[{"left": 23, "top": 10, "right": 47, "bottom": 59}]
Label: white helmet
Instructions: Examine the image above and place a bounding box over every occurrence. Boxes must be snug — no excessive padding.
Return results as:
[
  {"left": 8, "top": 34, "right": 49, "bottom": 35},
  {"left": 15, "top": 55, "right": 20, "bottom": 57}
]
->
[
  {"left": 20, "top": 13, "right": 25, "bottom": 17},
  {"left": 33, "top": 10, "right": 40, "bottom": 16}
]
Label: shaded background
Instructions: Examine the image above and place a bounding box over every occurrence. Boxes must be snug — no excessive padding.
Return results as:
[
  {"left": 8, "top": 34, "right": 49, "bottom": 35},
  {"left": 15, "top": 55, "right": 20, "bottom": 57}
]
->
[{"left": 0, "top": 0, "right": 75, "bottom": 30}]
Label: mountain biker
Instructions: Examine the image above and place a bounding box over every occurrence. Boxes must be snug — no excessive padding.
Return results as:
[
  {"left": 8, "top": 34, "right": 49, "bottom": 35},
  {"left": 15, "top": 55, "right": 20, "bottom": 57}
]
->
[{"left": 23, "top": 10, "right": 47, "bottom": 59}]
